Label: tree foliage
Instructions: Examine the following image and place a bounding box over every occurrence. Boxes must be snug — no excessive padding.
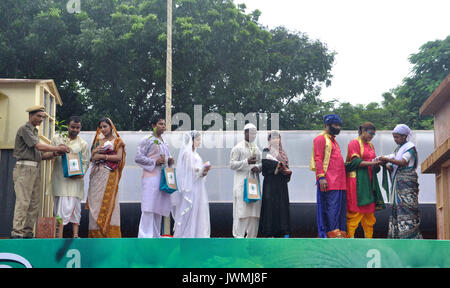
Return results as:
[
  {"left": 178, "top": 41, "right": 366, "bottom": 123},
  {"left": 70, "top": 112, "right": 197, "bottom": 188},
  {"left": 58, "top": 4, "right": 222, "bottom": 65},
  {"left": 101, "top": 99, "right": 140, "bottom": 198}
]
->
[
  {"left": 385, "top": 36, "right": 449, "bottom": 129},
  {"left": 0, "top": 0, "right": 447, "bottom": 131},
  {"left": 0, "top": 0, "right": 335, "bottom": 130}
]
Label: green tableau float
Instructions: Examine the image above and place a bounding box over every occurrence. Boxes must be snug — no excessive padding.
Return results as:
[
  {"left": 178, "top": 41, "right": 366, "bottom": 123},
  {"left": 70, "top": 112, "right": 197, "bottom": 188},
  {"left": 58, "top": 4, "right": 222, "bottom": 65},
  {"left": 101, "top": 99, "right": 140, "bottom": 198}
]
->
[{"left": 0, "top": 238, "right": 449, "bottom": 268}]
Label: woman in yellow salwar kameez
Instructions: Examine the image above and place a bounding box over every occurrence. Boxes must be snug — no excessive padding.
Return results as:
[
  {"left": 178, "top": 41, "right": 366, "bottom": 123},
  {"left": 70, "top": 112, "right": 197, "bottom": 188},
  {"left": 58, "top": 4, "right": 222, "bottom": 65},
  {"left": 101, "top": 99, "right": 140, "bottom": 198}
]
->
[
  {"left": 86, "top": 117, "right": 125, "bottom": 238},
  {"left": 345, "top": 122, "right": 385, "bottom": 238}
]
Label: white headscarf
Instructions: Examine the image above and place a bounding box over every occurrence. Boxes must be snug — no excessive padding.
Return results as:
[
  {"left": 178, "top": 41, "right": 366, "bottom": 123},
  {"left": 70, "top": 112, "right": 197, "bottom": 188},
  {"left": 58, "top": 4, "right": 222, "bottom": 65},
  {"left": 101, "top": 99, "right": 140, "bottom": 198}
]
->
[
  {"left": 388, "top": 124, "right": 416, "bottom": 204},
  {"left": 171, "top": 130, "right": 201, "bottom": 234},
  {"left": 393, "top": 124, "right": 413, "bottom": 141},
  {"left": 175, "top": 130, "right": 201, "bottom": 193}
]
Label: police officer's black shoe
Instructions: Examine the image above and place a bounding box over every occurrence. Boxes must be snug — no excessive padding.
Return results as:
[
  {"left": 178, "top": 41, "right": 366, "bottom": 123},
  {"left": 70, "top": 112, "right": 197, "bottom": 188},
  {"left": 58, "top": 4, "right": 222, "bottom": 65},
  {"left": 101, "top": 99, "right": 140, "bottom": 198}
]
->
[{"left": 10, "top": 235, "right": 23, "bottom": 239}]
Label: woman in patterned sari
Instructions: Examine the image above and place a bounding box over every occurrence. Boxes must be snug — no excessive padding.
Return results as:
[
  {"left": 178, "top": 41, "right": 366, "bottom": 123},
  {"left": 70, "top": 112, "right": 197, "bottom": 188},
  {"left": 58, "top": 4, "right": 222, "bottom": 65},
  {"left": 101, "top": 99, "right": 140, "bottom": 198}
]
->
[
  {"left": 380, "top": 124, "right": 422, "bottom": 239},
  {"left": 86, "top": 117, "right": 125, "bottom": 238}
]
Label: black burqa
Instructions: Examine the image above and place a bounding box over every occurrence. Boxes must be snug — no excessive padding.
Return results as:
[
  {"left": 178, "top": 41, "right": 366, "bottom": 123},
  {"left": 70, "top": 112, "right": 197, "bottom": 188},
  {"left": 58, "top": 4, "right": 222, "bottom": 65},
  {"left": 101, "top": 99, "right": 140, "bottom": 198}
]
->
[{"left": 258, "top": 133, "right": 291, "bottom": 238}]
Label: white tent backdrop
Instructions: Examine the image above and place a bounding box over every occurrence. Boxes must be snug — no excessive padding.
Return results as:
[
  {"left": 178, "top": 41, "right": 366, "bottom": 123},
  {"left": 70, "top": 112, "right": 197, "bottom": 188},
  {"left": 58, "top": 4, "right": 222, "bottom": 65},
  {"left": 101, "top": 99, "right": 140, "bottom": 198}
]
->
[{"left": 79, "top": 130, "right": 435, "bottom": 204}]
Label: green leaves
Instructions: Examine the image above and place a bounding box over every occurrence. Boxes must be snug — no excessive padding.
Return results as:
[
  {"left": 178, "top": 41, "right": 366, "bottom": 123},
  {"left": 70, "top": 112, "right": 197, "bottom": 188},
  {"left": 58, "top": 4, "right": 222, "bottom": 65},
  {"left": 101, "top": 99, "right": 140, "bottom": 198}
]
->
[
  {"left": 0, "top": 0, "right": 335, "bottom": 131},
  {"left": 55, "top": 120, "right": 68, "bottom": 138},
  {"left": 380, "top": 36, "right": 449, "bottom": 129},
  {"left": 317, "top": 36, "right": 448, "bottom": 131}
]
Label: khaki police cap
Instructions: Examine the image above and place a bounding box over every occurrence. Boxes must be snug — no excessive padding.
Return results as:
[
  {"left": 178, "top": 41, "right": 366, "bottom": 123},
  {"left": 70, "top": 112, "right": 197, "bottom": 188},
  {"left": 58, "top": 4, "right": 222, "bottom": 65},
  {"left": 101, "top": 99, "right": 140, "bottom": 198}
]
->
[{"left": 26, "top": 105, "right": 45, "bottom": 113}]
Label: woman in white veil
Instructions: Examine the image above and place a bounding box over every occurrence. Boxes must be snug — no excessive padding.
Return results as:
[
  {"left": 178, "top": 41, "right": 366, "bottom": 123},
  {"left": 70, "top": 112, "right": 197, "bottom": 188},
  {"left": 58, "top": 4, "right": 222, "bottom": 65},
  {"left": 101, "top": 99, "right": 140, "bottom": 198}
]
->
[{"left": 171, "top": 130, "right": 211, "bottom": 238}]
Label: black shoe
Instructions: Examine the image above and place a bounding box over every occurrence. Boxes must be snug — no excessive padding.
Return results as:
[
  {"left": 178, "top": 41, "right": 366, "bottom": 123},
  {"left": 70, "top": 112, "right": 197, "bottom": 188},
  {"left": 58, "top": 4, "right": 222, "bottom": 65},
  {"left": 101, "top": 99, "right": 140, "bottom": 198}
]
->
[
  {"left": 10, "top": 235, "right": 23, "bottom": 239},
  {"left": 23, "top": 235, "right": 33, "bottom": 239}
]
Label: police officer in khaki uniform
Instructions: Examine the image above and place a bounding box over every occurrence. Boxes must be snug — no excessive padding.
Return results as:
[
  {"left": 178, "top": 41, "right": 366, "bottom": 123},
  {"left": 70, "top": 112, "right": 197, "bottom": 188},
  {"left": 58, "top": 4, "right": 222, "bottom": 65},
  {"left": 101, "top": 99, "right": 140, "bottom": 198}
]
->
[{"left": 11, "top": 105, "right": 70, "bottom": 239}]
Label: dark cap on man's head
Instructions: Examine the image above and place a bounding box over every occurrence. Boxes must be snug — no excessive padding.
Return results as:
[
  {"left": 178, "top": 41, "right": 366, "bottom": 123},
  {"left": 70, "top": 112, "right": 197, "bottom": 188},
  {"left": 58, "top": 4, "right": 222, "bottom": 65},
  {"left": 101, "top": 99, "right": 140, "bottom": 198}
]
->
[{"left": 324, "top": 114, "right": 342, "bottom": 125}]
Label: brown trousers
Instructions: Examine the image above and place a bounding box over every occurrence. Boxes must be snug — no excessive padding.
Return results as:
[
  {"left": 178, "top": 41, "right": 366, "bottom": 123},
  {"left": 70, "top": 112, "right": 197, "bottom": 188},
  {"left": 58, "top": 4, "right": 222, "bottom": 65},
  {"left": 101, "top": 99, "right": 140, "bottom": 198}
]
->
[{"left": 11, "top": 163, "right": 41, "bottom": 238}]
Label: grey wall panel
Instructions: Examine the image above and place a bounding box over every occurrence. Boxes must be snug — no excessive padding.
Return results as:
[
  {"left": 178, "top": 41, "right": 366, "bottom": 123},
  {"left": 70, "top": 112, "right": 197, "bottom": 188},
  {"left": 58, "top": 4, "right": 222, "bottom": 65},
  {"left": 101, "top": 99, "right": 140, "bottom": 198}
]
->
[{"left": 78, "top": 130, "right": 436, "bottom": 204}]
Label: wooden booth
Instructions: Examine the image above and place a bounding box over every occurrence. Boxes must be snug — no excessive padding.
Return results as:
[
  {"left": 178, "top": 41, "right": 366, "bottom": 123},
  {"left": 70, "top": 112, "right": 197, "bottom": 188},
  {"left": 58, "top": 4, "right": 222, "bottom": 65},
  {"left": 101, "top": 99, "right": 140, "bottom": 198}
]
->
[
  {"left": 419, "top": 74, "right": 450, "bottom": 240},
  {"left": 0, "top": 79, "right": 62, "bottom": 237}
]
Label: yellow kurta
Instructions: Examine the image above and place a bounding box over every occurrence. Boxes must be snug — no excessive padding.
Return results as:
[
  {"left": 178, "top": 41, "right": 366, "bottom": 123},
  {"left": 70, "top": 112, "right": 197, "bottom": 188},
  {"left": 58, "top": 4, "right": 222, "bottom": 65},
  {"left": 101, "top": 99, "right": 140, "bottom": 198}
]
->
[{"left": 51, "top": 135, "right": 90, "bottom": 200}]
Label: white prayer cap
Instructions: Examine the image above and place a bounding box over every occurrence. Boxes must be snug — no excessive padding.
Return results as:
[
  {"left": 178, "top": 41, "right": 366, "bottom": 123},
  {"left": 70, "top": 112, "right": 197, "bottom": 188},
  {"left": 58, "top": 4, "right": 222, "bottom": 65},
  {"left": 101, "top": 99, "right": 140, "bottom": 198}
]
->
[
  {"left": 244, "top": 123, "right": 257, "bottom": 131},
  {"left": 393, "top": 124, "right": 412, "bottom": 139}
]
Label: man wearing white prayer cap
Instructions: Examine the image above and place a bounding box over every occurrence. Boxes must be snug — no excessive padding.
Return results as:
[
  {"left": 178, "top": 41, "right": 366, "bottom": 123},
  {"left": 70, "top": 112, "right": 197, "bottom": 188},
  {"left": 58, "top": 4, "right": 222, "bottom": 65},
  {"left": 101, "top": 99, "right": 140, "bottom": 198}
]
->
[
  {"left": 229, "top": 122, "right": 262, "bottom": 238},
  {"left": 243, "top": 123, "right": 257, "bottom": 131}
]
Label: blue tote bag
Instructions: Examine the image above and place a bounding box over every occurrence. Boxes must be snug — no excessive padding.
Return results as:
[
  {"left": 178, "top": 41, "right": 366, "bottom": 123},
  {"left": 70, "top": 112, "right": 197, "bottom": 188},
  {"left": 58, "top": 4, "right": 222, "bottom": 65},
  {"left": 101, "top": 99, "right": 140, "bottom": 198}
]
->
[
  {"left": 62, "top": 152, "right": 84, "bottom": 178},
  {"left": 160, "top": 167, "right": 178, "bottom": 194},
  {"left": 243, "top": 174, "right": 261, "bottom": 203}
]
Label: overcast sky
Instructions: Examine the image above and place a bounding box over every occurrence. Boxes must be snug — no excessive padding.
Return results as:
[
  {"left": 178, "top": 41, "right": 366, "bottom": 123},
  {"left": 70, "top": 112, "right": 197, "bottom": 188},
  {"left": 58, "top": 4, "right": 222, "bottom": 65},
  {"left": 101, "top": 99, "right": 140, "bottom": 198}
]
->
[{"left": 238, "top": 0, "right": 449, "bottom": 105}]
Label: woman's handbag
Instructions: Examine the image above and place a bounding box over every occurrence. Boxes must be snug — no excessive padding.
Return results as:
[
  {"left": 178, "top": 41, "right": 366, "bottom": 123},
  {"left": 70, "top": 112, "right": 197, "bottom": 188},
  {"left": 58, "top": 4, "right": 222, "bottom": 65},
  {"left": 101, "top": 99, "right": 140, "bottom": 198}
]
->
[
  {"left": 243, "top": 172, "right": 261, "bottom": 203},
  {"left": 160, "top": 166, "right": 178, "bottom": 194}
]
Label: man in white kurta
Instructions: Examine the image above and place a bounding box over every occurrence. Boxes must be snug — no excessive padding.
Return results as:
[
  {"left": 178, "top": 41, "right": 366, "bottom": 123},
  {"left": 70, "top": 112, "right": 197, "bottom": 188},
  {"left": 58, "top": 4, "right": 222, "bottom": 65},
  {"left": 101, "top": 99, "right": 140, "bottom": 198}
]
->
[
  {"left": 51, "top": 117, "right": 89, "bottom": 238},
  {"left": 135, "top": 117, "right": 174, "bottom": 238},
  {"left": 230, "top": 123, "right": 262, "bottom": 238}
]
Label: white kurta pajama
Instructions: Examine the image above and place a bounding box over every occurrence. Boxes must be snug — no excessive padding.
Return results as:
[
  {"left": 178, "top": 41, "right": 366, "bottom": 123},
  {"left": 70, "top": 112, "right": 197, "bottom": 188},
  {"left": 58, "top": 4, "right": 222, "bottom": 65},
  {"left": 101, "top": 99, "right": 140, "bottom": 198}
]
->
[
  {"left": 51, "top": 135, "right": 90, "bottom": 225},
  {"left": 135, "top": 134, "right": 172, "bottom": 238},
  {"left": 230, "top": 140, "right": 262, "bottom": 238}
]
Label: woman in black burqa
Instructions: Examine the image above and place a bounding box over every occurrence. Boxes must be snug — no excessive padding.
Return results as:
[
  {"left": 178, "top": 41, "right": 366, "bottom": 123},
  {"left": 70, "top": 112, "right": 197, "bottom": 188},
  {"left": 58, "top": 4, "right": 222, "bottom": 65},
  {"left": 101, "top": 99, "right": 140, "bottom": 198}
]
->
[{"left": 258, "top": 131, "right": 292, "bottom": 238}]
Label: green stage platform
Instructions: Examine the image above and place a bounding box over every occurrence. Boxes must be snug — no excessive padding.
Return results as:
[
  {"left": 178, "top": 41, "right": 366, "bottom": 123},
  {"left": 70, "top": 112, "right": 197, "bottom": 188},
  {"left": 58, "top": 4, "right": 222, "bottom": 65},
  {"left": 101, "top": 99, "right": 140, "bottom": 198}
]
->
[{"left": 0, "top": 238, "right": 449, "bottom": 268}]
